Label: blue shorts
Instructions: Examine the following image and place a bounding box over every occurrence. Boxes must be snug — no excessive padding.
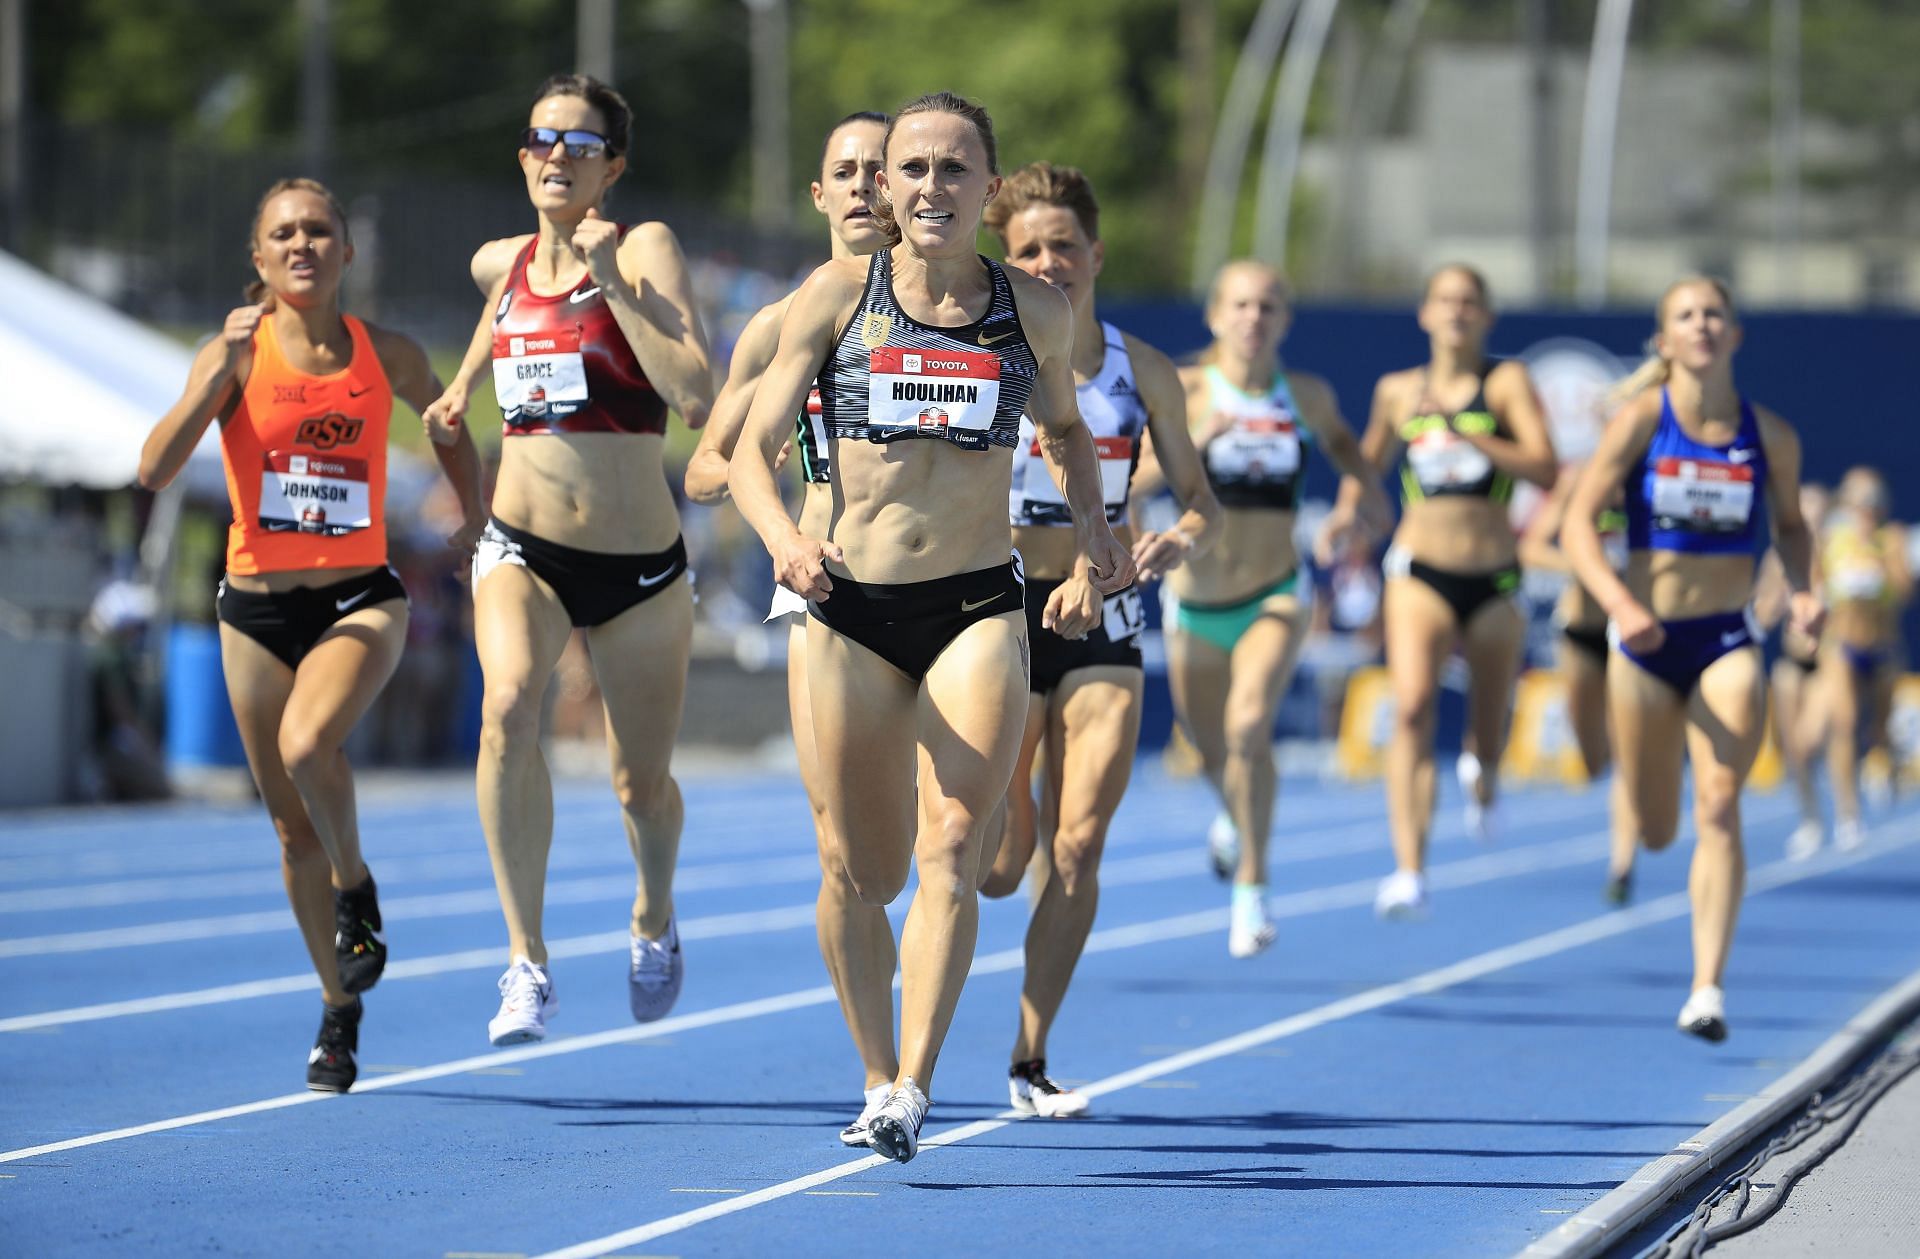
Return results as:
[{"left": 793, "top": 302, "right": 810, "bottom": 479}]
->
[
  {"left": 1841, "top": 641, "right": 1895, "bottom": 676},
  {"left": 1613, "top": 608, "right": 1759, "bottom": 697}
]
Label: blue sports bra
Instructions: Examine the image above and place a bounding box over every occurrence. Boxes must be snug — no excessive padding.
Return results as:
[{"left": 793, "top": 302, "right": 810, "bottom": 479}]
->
[{"left": 1624, "top": 389, "right": 1768, "bottom": 557}]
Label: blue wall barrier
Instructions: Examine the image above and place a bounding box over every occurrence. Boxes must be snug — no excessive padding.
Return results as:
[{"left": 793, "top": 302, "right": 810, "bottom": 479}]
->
[{"left": 164, "top": 623, "right": 247, "bottom": 769}]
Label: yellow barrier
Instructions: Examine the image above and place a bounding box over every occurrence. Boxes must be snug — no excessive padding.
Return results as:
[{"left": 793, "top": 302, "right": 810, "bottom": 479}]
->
[{"left": 1334, "top": 666, "right": 1395, "bottom": 780}]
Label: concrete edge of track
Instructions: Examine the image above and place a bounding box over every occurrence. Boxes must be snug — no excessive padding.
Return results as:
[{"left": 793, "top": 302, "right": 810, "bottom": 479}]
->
[{"left": 1516, "top": 960, "right": 1920, "bottom": 1259}]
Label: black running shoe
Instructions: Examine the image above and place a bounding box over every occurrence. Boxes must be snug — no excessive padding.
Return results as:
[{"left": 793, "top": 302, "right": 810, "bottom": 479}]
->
[
  {"left": 1604, "top": 868, "right": 1634, "bottom": 907},
  {"left": 334, "top": 875, "right": 387, "bottom": 994},
  {"left": 307, "top": 997, "right": 362, "bottom": 1092}
]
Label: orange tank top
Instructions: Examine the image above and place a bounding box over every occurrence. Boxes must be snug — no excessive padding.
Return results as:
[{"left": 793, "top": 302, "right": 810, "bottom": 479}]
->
[{"left": 220, "top": 314, "right": 392, "bottom": 576}]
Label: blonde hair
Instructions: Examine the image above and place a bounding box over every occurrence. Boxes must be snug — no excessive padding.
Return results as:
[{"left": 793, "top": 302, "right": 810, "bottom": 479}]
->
[
  {"left": 1608, "top": 275, "right": 1737, "bottom": 406},
  {"left": 1196, "top": 259, "right": 1290, "bottom": 365},
  {"left": 244, "top": 177, "right": 350, "bottom": 304}
]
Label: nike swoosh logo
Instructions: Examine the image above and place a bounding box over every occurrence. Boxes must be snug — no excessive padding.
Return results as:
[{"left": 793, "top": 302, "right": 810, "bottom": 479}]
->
[
  {"left": 1728, "top": 449, "right": 1755, "bottom": 463},
  {"left": 638, "top": 567, "right": 677, "bottom": 588},
  {"left": 347, "top": 384, "right": 371, "bottom": 397},
  {"left": 1720, "top": 631, "right": 1746, "bottom": 647},
  {"left": 959, "top": 593, "right": 1004, "bottom": 612},
  {"left": 570, "top": 286, "right": 602, "bottom": 304},
  {"left": 335, "top": 590, "right": 371, "bottom": 612},
  {"left": 977, "top": 329, "right": 1017, "bottom": 346}
]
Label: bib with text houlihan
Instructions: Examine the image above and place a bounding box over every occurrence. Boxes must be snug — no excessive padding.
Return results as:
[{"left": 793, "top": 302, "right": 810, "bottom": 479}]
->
[{"left": 815, "top": 248, "right": 1038, "bottom": 455}]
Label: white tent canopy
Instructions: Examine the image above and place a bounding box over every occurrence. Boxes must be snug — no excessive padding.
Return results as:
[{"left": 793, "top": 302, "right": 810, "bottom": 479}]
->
[{"left": 0, "top": 250, "right": 222, "bottom": 491}]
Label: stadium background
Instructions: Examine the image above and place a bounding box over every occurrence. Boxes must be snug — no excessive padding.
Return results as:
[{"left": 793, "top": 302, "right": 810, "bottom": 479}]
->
[{"left": 2, "top": 0, "right": 1917, "bottom": 805}]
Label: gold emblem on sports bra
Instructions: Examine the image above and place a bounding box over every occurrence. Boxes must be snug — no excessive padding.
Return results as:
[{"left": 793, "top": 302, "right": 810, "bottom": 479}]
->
[{"left": 860, "top": 313, "right": 892, "bottom": 350}]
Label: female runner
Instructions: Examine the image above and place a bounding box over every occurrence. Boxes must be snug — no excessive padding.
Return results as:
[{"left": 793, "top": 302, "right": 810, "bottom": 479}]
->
[
  {"left": 978, "top": 160, "right": 1220, "bottom": 1115},
  {"left": 730, "top": 93, "right": 1133, "bottom": 1161},
  {"left": 1562, "top": 276, "right": 1822, "bottom": 1041},
  {"left": 1518, "top": 472, "right": 1636, "bottom": 903},
  {"left": 684, "top": 111, "right": 902, "bottom": 1146},
  {"left": 1760, "top": 482, "right": 1829, "bottom": 859},
  {"left": 424, "top": 75, "right": 714, "bottom": 1044},
  {"left": 1342, "top": 265, "right": 1557, "bottom": 918},
  {"left": 140, "top": 178, "right": 485, "bottom": 1090},
  {"left": 1147, "top": 260, "right": 1385, "bottom": 955},
  {"left": 1805, "top": 467, "right": 1910, "bottom": 850}
]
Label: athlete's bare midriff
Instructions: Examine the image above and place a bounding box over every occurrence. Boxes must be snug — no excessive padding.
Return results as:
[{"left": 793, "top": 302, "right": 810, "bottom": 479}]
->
[
  {"left": 826, "top": 440, "right": 1016, "bottom": 584},
  {"left": 492, "top": 431, "right": 681, "bottom": 553},
  {"left": 224, "top": 565, "right": 384, "bottom": 595},
  {"left": 1392, "top": 498, "right": 1517, "bottom": 573},
  {"left": 1169, "top": 507, "right": 1296, "bottom": 604},
  {"left": 1630, "top": 551, "right": 1757, "bottom": 622},
  {"left": 1014, "top": 522, "right": 1133, "bottom": 582}
]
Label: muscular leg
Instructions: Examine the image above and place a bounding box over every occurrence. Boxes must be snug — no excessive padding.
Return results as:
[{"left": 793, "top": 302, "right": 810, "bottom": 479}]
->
[
  {"left": 1685, "top": 649, "right": 1767, "bottom": 992},
  {"left": 1013, "top": 668, "right": 1142, "bottom": 1064},
  {"left": 220, "top": 627, "right": 352, "bottom": 1008},
  {"left": 1561, "top": 641, "right": 1612, "bottom": 781},
  {"left": 1821, "top": 654, "right": 1864, "bottom": 827},
  {"left": 473, "top": 565, "right": 573, "bottom": 965},
  {"left": 587, "top": 579, "right": 695, "bottom": 940},
  {"left": 1166, "top": 627, "right": 1233, "bottom": 809},
  {"left": 1383, "top": 578, "right": 1457, "bottom": 874},
  {"left": 981, "top": 699, "right": 1049, "bottom": 899},
  {"left": 1607, "top": 650, "right": 1688, "bottom": 860},
  {"left": 277, "top": 603, "right": 409, "bottom": 892},
  {"left": 1223, "top": 606, "right": 1306, "bottom": 886},
  {"left": 1458, "top": 598, "right": 1525, "bottom": 812},
  {"left": 895, "top": 614, "right": 1028, "bottom": 1092},
  {"left": 790, "top": 618, "right": 898, "bottom": 1088},
  {"left": 1771, "top": 660, "right": 1821, "bottom": 826}
]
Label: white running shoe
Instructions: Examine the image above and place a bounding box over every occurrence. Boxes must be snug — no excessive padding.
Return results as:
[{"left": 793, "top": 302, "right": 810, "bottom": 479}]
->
[
  {"left": 867, "top": 1078, "right": 930, "bottom": 1163},
  {"left": 1678, "top": 985, "right": 1727, "bottom": 1042},
  {"left": 1374, "top": 870, "right": 1429, "bottom": 920},
  {"left": 1009, "top": 1060, "right": 1090, "bottom": 1118},
  {"left": 1207, "top": 810, "right": 1239, "bottom": 881},
  {"left": 1786, "top": 820, "right": 1824, "bottom": 862},
  {"left": 487, "top": 957, "right": 557, "bottom": 1045},
  {"left": 1228, "top": 887, "right": 1276, "bottom": 959},
  {"left": 1457, "top": 752, "right": 1495, "bottom": 843},
  {"left": 840, "top": 1083, "right": 890, "bottom": 1147},
  {"left": 628, "top": 919, "right": 685, "bottom": 1023},
  {"left": 1835, "top": 818, "right": 1866, "bottom": 853}
]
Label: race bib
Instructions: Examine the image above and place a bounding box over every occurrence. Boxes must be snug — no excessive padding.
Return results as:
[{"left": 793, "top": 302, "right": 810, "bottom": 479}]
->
[
  {"left": 1651, "top": 456, "right": 1754, "bottom": 533},
  {"left": 1021, "top": 434, "right": 1134, "bottom": 523},
  {"left": 1407, "top": 429, "right": 1493, "bottom": 492},
  {"left": 867, "top": 348, "right": 1001, "bottom": 435},
  {"left": 1102, "top": 587, "right": 1145, "bottom": 641},
  {"left": 1832, "top": 562, "right": 1888, "bottom": 601},
  {"left": 1208, "top": 416, "right": 1301, "bottom": 483},
  {"left": 259, "top": 451, "right": 370, "bottom": 535},
  {"left": 493, "top": 329, "right": 590, "bottom": 425}
]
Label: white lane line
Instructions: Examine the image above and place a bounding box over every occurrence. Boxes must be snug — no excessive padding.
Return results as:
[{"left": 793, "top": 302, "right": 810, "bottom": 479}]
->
[
  {"left": 0, "top": 789, "right": 1607, "bottom": 954},
  {"left": 0, "top": 797, "right": 1645, "bottom": 1035},
  {"left": 0, "top": 826, "right": 1626, "bottom": 1162},
  {"left": 527, "top": 822, "right": 1920, "bottom": 1259}
]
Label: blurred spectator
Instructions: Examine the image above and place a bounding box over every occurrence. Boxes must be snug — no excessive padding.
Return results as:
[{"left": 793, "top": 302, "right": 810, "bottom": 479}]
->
[{"left": 84, "top": 579, "right": 170, "bottom": 801}]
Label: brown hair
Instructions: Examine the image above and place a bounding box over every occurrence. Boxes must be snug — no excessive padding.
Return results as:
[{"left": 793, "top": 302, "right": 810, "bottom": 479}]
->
[
  {"left": 819, "top": 110, "right": 890, "bottom": 173},
  {"left": 1423, "top": 262, "right": 1491, "bottom": 306},
  {"left": 1608, "top": 275, "right": 1738, "bottom": 406},
  {"left": 872, "top": 91, "right": 999, "bottom": 245},
  {"left": 244, "top": 177, "right": 350, "bottom": 304},
  {"left": 982, "top": 160, "right": 1100, "bottom": 245},
  {"left": 531, "top": 72, "right": 632, "bottom": 156}
]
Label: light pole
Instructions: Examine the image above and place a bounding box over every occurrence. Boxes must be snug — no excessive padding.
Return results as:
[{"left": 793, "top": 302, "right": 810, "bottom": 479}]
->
[
  {"left": 745, "top": 0, "right": 790, "bottom": 234},
  {"left": 1251, "top": 0, "right": 1341, "bottom": 270},
  {"left": 1573, "top": 0, "right": 1634, "bottom": 307},
  {"left": 576, "top": 0, "right": 614, "bottom": 82},
  {"left": 1771, "top": 0, "right": 1801, "bottom": 300},
  {"left": 1190, "top": 0, "right": 1304, "bottom": 296}
]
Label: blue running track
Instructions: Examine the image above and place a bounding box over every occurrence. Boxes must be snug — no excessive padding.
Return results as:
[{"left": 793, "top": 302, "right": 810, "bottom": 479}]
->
[{"left": 3, "top": 767, "right": 1918, "bottom": 1257}]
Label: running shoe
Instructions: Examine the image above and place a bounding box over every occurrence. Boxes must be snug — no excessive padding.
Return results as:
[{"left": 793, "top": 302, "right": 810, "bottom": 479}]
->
[
  {"left": 488, "top": 957, "right": 557, "bottom": 1046},
  {"left": 1834, "top": 818, "right": 1866, "bottom": 853},
  {"left": 1785, "top": 819, "right": 1824, "bottom": 862},
  {"left": 1457, "top": 752, "right": 1495, "bottom": 844},
  {"left": 306, "top": 997, "right": 362, "bottom": 1093},
  {"left": 1228, "top": 882, "right": 1276, "bottom": 958},
  {"left": 1009, "top": 1059, "right": 1090, "bottom": 1118},
  {"left": 628, "top": 918, "right": 684, "bottom": 1023},
  {"left": 334, "top": 875, "right": 387, "bottom": 994},
  {"left": 1207, "top": 810, "right": 1239, "bottom": 881},
  {"left": 1677, "top": 985, "right": 1727, "bottom": 1042},
  {"left": 1373, "top": 869, "right": 1429, "bottom": 920},
  {"left": 866, "top": 1078, "right": 930, "bottom": 1163},
  {"left": 840, "top": 1083, "right": 890, "bottom": 1147},
  {"left": 1603, "top": 868, "right": 1634, "bottom": 907}
]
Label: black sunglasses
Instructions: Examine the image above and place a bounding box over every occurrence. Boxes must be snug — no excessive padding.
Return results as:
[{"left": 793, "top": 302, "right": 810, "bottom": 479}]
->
[{"left": 521, "top": 127, "right": 617, "bottom": 160}]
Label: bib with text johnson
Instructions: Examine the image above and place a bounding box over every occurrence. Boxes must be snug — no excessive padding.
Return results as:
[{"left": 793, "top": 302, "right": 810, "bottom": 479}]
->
[
  {"left": 1208, "top": 414, "right": 1301, "bottom": 483},
  {"left": 493, "top": 329, "right": 589, "bottom": 424},
  {"left": 1022, "top": 434, "right": 1134, "bottom": 522},
  {"left": 867, "top": 348, "right": 1001, "bottom": 436},
  {"left": 259, "top": 451, "right": 370, "bottom": 535},
  {"left": 1651, "top": 456, "right": 1755, "bottom": 534}
]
